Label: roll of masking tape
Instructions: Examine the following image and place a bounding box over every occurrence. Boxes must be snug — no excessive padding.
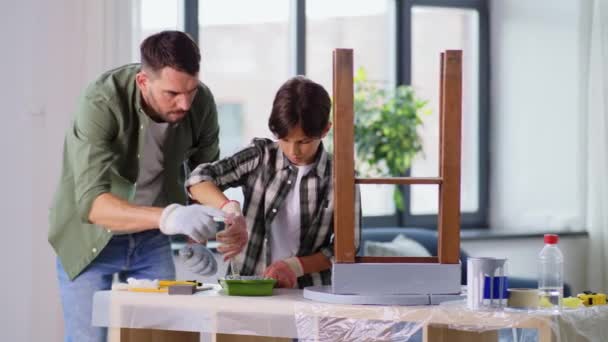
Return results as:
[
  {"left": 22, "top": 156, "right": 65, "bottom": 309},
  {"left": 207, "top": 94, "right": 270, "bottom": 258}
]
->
[{"left": 507, "top": 288, "right": 540, "bottom": 309}]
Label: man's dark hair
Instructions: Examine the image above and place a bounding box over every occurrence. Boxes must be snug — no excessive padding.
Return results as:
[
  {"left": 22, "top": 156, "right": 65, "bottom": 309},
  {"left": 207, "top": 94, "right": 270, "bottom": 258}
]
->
[
  {"left": 140, "top": 30, "right": 200, "bottom": 76},
  {"left": 268, "top": 76, "right": 331, "bottom": 139}
]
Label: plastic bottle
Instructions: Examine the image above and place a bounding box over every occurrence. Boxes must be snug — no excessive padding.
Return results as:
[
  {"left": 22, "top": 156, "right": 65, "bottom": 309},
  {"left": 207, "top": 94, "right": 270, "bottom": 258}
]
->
[{"left": 538, "top": 234, "right": 564, "bottom": 312}]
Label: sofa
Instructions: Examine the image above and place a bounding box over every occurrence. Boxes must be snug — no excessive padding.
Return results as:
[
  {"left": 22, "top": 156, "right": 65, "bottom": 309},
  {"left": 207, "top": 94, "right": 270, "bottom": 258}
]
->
[{"left": 359, "top": 227, "right": 571, "bottom": 296}]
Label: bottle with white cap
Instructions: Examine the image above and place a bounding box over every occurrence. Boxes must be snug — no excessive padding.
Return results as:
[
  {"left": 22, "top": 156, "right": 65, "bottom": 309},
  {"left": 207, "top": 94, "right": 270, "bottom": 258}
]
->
[{"left": 538, "top": 234, "right": 564, "bottom": 312}]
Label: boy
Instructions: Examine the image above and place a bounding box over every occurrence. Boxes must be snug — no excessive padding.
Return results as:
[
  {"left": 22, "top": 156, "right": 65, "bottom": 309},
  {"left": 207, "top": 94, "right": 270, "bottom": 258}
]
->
[{"left": 186, "top": 76, "right": 360, "bottom": 288}]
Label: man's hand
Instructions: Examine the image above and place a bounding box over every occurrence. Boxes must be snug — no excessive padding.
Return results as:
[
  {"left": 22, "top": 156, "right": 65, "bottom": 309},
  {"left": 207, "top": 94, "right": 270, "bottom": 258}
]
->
[
  {"left": 216, "top": 201, "right": 248, "bottom": 260},
  {"left": 263, "top": 257, "right": 304, "bottom": 288},
  {"left": 179, "top": 244, "right": 218, "bottom": 276},
  {"left": 159, "top": 204, "right": 224, "bottom": 242}
]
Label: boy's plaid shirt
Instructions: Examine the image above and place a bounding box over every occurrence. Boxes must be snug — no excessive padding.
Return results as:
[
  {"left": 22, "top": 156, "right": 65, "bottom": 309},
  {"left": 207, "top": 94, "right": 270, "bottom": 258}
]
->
[{"left": 186, "top": 138, "right": 360, "bottom": 287}]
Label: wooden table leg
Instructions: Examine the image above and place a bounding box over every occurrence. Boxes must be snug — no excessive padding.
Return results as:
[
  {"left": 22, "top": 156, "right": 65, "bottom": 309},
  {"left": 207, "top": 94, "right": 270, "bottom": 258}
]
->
[
  {"left": 109, "top": 328, "right": 200, "bottom": 342},
  {"left": 538, "top": 321, "right": 562, "bottom": 342},
  {"left": 424, "top": 324, "right": 498, "bottom": 342},
  {"left": 213, "top": 333, "right": 291, "bottom": 342}
]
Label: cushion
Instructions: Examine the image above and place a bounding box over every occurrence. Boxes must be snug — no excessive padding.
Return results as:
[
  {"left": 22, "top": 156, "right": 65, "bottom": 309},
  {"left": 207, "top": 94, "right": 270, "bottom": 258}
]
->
[{"left": 364, "top": 234, "right": 432, "bottom": 257}]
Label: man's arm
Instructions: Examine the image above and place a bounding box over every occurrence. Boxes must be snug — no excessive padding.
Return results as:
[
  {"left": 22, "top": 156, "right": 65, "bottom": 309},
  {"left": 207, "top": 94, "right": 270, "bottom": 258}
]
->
[
  {"left": 67, "top": 95, "right": 163, "bottom": 232},
  {"left": 88, "top": 193, "right": 161, "bottom": 232},
  {"left": 89, "top": 192, "right": 223, "bottom": 240}
]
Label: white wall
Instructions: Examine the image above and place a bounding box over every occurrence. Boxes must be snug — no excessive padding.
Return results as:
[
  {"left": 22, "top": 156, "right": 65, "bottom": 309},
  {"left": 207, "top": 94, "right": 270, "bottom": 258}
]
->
[
  {"left": 1, "top": 3, "right": 34, "bottom": 340},
  {"left": 0, "top": 1, "right": 132, "bottom": 341},
  {"left": 489, "top": 0, "right": 585, "bottom": 232},
  {"left": 482, "top": 0, "right": 592, "bottom": 295}
]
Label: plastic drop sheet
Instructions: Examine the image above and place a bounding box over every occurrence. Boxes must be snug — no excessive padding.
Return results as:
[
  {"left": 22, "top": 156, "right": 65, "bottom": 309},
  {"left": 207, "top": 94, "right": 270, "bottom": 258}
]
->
[
  {"left": 92, "top": 288, "right": 608, "bottom": 341},
  {"left": 294, "top": 300, "right": 608, "bottom": 342},
  {"left": 92, "top": 287, "right": 300, "bottom": 338}
]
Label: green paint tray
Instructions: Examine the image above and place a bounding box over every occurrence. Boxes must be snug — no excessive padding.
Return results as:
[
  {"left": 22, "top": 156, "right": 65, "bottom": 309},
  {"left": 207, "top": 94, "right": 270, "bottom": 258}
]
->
[{"left": 219, "top": 277, "right": 277, "bottom": 296}]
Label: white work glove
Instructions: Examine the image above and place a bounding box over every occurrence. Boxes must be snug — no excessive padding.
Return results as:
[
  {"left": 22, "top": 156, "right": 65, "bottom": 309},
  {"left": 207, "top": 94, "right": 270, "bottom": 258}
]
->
[
  {"left": 159, "top": 204, "right": 225, "bottom": 242},
  {"left": 179, "top": 244, "right": 218, "bottom": 276},
  {"left": 217, "top": 200, "right": 248, "bottom": 260}
]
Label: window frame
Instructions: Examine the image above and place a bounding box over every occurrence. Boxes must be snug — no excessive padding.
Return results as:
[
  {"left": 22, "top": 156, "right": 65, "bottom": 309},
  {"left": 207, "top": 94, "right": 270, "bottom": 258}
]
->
[
  {"left": 184, "top": 0, "right": 199, "bottom": 43},
  {"left": 183, "top": 0, "right": 489, "bottom": 229},
  {"left": 398, "top": 0, "right": 489, "bottom": 229}
]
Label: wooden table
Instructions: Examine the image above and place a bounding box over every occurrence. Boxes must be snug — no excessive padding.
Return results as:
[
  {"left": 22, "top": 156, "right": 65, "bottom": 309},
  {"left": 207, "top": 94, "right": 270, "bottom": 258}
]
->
[{"left": 93, "top": 286, "right": 600, "bottom": 342}]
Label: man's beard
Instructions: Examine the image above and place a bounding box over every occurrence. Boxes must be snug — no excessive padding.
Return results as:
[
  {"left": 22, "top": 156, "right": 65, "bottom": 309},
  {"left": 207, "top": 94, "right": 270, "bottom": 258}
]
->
[{"left": 144, "top": 91, "right": 186, "bottom": 123}]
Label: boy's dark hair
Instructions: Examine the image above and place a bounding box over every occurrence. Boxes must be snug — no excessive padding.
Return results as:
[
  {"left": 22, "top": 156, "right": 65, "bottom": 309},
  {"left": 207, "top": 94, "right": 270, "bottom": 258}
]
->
[
  {"left": 140, "top": 31, "right": 200, "bottom": 76},
  {"left": 268, "top": 76, "right": 331, "bottom": 139}
]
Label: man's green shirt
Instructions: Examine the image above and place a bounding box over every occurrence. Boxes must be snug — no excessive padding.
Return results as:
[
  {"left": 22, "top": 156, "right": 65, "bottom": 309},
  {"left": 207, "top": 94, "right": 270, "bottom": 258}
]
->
[{"left": 48, "top": 64, "right": 220, "bottom": 280}]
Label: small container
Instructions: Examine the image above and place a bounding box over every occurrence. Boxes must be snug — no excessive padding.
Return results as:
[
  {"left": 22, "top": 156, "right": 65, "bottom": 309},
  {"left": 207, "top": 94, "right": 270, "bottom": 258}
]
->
[
  {"left": 219, "top": 277, "right": 277, "bottom": 296},
  {"left": 507, "top": 288, "right": 540, "bottom": 309},
  {"left": 467, "top": 257, "right": 508, "bottom": 310}
]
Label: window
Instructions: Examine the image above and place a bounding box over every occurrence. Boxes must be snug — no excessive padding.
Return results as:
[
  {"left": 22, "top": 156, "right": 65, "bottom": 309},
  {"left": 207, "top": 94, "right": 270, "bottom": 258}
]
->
[
  {"left": 198, "top": 0, "right": 290, "bottom": 150},
  {"left": 410, "top": 5, "right": 481, "bottom": 214},
  {"left": 306, "top": 0, "right": 397, "bottom": 219},
  {"left": 400, "top": 0, "right": 489, "bottom": 227},
  {"left": 306, "top": 0, "right": 392, "bottom": 89},
  {"left": 197, "top": 0, "right": 291, "bottom": 203},
  {"left": 132, "top": 0, "right": 184, "bottom": 61},
  {"left": 151, "top": 0, "right": 490, "bottom": 228},
  {"left": 216, "top": 103, "right": 245, "bottom": 201},
  {"left": 216, "top": 103, "right": 244, "bottom": 157}
]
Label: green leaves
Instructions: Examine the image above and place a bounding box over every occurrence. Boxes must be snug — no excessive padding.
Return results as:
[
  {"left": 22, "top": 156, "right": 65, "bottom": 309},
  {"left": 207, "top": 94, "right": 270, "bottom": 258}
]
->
[{"left": 353, "top": 67, "right": 429, "bottom": 210}]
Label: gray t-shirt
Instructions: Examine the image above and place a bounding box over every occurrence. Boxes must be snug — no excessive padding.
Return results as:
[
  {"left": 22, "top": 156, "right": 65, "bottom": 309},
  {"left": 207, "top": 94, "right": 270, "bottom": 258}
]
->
[{"left": 133, "top": 120, "right": 170, "bottom": 207}]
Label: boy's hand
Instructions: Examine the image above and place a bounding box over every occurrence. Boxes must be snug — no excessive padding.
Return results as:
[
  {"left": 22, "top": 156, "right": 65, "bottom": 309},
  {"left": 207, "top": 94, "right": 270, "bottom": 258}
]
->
[
  {"left": 216, "top": 200, "right": 248, "bottom": 260},
  {"left": 216, "top": 214, "right": 248, "bottom": 260},
  {"left": 221, "top": 200, "right": 242, "bottom": 216},
  {"left": 263, "top": 257, "right": 304, "bottom": 288}
]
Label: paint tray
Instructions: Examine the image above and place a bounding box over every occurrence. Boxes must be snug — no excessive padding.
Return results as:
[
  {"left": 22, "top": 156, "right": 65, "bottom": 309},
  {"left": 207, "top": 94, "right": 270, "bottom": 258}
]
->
[{"left": 219, "top": 276, "right": 277, "bottom": 296}]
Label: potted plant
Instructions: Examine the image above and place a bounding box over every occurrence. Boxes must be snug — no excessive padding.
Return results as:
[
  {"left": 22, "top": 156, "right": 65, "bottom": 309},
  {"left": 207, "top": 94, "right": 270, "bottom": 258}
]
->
[{"left": 328, "top": 68, "right": 430, "bottom": 210}]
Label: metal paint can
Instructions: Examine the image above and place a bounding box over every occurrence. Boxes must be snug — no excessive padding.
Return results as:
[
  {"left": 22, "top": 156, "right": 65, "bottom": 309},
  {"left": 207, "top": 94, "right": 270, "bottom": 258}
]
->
[{"left": 467, "top": 257, "right": 508, "bottom": 310}]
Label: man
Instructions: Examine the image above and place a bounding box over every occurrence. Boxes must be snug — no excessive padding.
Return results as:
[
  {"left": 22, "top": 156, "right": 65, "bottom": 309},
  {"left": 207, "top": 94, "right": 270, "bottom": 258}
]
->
[
  {"left": 186, "top": 76, "right": 360, "bottom": 288},
  {"left": 48, "top": 31, "right": 247, "bottom": 342}
]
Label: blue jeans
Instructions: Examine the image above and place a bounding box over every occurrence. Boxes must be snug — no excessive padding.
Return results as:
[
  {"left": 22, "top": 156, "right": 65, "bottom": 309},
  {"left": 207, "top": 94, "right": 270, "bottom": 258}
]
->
[{"left": 56, "top": 230, "right": 175, "bottom": 342}]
